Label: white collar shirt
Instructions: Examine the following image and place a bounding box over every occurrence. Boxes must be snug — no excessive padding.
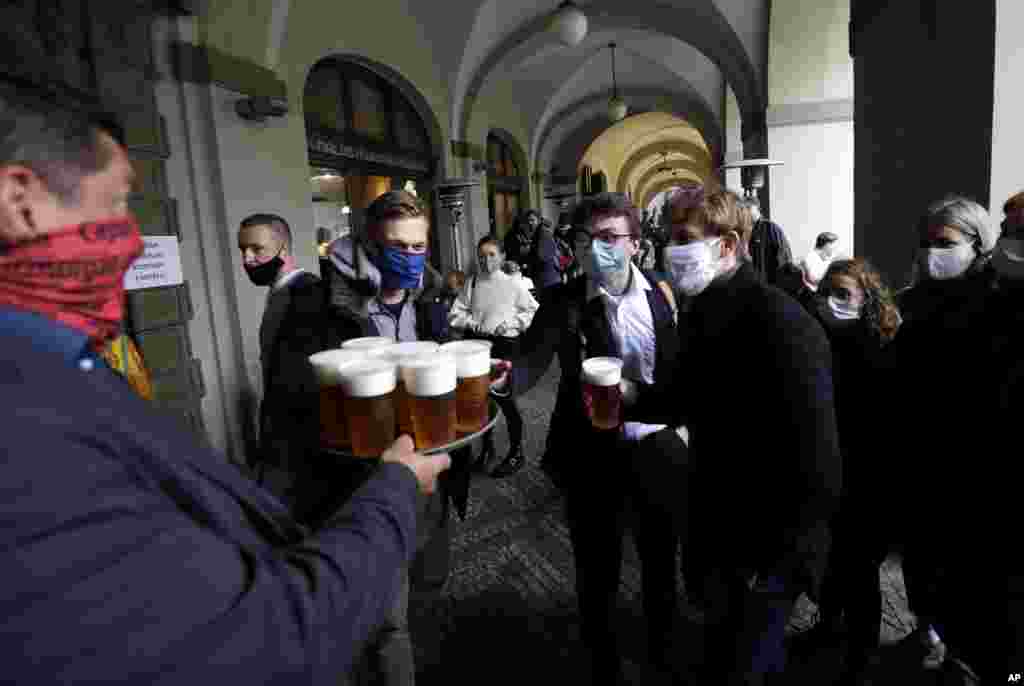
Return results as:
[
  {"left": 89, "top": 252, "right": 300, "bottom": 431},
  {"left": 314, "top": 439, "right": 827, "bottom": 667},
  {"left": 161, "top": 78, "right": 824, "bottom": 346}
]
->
[
  {"left": 591, "top": 264, "right": 657, "bottom": 385},
  {"left": 590, "top": 265, "right": 668, "bottom": 442}
]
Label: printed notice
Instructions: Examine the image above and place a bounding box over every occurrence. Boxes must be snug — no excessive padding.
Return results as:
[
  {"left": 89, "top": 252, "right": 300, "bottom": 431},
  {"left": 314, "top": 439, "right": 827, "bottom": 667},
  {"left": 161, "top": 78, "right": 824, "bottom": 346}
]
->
[{"left": 124, "top": 236, "right": 184, "bottom": 290}]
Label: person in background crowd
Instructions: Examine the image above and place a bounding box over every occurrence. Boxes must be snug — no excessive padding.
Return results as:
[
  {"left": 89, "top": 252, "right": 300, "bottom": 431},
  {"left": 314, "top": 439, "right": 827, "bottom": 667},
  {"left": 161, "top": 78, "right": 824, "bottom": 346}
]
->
[
  {"left": 449, "top": 235, "right": 539, "bottom": 477},
  {"left": 801, "top": 232, "right": 840, "bottom": 292},
  {"left": 237, "top": 213, "right": 324, "bottom": 504},
  {"left": 883, "top": 194, "right": 1011, "bottom": 683},
  {"left": 529, "top": 215, "right": 563, "bottom": 300},
  {"left": 502, "top": 259, "right": 535, "bottom": 293},
  {"left": 776, "top": 261, "right": 816, "bottom": 313},
  {"left": 0, "top": 95, "right": 449, "bottom": 684},
  {"left": 439, "top": 269, "right": 465, "bottom": 312},
  {"left": 503, "top": 209, "right": 540, "bottom": 280},
  {"left": 742, "top": 197, "right": 793, "bottom": 286},
  {"left": 553, "top": 212, "right": 575, "bottom": 282},
  {"left": 804, "top": 257, "right": 900, "bottom": 685},
  {"left": 651, "top": 187, "right": 841, "bottom": 685}
]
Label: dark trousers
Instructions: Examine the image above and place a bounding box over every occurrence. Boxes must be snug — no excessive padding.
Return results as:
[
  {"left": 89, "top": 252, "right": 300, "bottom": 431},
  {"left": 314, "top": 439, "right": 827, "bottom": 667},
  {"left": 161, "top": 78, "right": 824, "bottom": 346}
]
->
[
  {"left": 698, "top": 570, "right": 796, "bottom": 685},
  {"left": 902, "top": 542, "right": 1011, "bottom": 683},
  {"left": 564, "top": 428, "right": 690, "bottom": 683},
  {"left": 815, "top": 500, "right": 887, "bottom": 676}
]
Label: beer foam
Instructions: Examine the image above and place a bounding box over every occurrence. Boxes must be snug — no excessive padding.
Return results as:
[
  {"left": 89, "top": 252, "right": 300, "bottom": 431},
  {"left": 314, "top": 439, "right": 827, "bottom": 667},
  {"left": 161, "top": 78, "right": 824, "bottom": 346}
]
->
[
  {"left": 369, "top": 341, "right": 440, "bottom": 363},
  {"left": 399, "top": 353, "right": 457, "bottom": 397},
  {"left": 439, "top": 341, "right": 492, "bottom": 378},
  {"left": 308, "top": 349, "right": 366, "bottom": 385},
  {"left": 582, "top": 357, "right": 623, "bottom": 386},
  {"left": 341, "top": 336, "right": 395, "bottom": 351},
  {"left": 339, "top": 359, "right": 398, "bottom": 397}
]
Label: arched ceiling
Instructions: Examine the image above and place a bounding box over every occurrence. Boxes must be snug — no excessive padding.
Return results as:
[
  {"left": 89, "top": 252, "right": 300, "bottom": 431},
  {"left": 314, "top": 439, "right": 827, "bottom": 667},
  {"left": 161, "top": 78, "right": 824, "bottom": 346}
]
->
[
  {"left": 617, "top": 140, "right": 717, "bottom": 193},
  {"left": 537, "top": 88, "right": 721, "bottom": 174},
  {"left": 641, "top": 175, "right": 709, "bottom": 210},
  {"left": 453, "top": 0, "right": 767, "bottom": 143},
  {"left": 234, "top": 0, "right": 769, "bottom": 195},
  {"left": 577, "top": 112, "right": 713, "bottom": 194}
]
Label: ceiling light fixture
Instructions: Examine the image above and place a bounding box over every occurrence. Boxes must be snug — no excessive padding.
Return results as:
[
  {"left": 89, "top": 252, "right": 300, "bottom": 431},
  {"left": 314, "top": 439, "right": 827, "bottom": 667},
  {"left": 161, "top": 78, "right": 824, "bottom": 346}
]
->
[
  {"left": 549, "top": 1, "right": 588, "bottom": 47},
  {"left": 607, "top": 42, "right": 627, "bottom": 122}
]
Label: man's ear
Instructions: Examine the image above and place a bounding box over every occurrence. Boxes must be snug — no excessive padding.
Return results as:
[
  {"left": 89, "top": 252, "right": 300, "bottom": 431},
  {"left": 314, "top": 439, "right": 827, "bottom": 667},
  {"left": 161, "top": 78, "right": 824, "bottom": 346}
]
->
[{"left": 0, "top": 166, "right": 42, "bottom": 245}]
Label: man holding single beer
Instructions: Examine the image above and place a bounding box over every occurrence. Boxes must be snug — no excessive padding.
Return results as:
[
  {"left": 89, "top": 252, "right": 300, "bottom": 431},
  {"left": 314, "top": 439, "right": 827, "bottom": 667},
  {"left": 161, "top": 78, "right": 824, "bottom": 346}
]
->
[
  {"left": 0, "top": 97, "right": 450, "bottom": 682},
  {"left": 510, "top": 193, "right": 688, "bottom": 684}
]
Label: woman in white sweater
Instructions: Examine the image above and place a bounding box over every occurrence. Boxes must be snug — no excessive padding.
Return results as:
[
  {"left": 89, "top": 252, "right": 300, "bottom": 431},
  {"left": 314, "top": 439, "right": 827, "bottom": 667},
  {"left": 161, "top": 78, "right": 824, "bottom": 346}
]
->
[{"left": 449, "top": 235, "right": 539, "bottom": 477}]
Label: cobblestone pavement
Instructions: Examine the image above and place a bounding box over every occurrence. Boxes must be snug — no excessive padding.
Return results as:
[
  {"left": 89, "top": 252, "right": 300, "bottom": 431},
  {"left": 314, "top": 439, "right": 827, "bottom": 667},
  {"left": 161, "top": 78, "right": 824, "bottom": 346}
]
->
[{"left": 408, "top": 359, "right": 959, "bottom": 685}]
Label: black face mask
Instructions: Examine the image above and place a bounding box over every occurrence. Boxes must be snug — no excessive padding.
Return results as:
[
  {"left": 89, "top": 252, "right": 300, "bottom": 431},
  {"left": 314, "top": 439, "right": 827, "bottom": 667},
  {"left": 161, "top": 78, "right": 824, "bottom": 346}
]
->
[{"left": 244, "top": 251, "right": 284, "bottom": 286}]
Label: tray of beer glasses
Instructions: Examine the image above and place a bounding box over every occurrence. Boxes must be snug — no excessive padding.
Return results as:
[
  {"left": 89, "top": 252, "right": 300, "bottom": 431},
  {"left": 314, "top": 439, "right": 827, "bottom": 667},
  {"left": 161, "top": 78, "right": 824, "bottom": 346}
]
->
[{"left": 310, "top": 340, "right": 505, "bottom": 459}]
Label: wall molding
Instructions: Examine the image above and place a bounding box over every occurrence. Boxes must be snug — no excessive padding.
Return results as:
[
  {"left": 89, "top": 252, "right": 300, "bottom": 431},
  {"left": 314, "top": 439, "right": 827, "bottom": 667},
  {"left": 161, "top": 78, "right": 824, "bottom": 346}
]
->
[{"left": 767, "top": 98, "right": 853, "bottom": 128}]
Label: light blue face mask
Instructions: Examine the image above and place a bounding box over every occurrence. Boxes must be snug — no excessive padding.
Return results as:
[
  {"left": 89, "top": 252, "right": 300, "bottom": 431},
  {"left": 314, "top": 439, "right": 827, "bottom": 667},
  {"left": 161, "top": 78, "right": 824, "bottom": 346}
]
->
[{"left": 589, "top": 239, "right": 628, "bottom": 277}]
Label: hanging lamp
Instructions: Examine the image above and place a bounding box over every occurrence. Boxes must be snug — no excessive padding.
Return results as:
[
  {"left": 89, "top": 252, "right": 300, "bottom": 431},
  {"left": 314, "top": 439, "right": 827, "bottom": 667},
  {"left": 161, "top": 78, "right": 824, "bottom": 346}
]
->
[
  {"left": 607, "top": 42, "right": 627, "bottom": 121},
  {"left": 549, "top": 1, "right": 588, "bottom": 47}
]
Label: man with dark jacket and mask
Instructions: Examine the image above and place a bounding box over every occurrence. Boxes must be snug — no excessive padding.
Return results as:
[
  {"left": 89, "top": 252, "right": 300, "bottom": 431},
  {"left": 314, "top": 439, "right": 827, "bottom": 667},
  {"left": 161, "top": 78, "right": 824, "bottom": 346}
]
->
[
  {"left": 237, "top": 213, "right": 324, "bottom": 503},
  {"left": 321, "top": 190, "right": 513, "bottom": 685}
]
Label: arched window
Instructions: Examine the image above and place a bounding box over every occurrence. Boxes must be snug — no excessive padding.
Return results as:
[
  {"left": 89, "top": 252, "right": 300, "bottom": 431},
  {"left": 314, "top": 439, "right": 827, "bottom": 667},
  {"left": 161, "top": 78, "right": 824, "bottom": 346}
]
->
[
  {"left": 305, "top": 58, "right": 440, "bottom": 268},
  {"left": 487, "top": 133, "right": 524, "bottom": 238},
  {"left": 304, "top": 59, "right": 430, "bottom": 157}
]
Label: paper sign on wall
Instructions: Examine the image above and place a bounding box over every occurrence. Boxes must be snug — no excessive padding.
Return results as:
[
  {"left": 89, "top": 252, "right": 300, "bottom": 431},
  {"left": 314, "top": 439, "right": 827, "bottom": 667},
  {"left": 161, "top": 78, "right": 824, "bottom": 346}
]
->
[{"left": 124, "top": 236, "right": 184, "bottom": 290}]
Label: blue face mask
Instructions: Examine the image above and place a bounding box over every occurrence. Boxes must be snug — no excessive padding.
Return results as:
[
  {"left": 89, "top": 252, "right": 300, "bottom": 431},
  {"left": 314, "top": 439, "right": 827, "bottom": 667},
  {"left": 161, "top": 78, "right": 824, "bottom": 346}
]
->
[
  {"left": 372, "top": 246, "right": 426, "bottom": 290},
  {"left": 589, "top": 239, "right": 627, "bottom": 278}
]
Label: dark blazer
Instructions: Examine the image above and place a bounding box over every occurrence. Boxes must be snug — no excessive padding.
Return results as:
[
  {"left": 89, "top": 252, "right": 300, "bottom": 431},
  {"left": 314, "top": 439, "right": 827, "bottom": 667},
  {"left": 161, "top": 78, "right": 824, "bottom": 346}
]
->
[
  {"left": 259, "top": 271, "right": 327, "bottom": 472},
  {"left": 654, "top": 263, "right": 841, "bottom": 589},
  {"left": 531, "top": 228, "right": 562, "bottom": 290},
  {"left": 0, "top": 330, "right": 418, "bottom": 683},
  {"left": 511, "top": 271, "right": 680, "bottom": 485}
]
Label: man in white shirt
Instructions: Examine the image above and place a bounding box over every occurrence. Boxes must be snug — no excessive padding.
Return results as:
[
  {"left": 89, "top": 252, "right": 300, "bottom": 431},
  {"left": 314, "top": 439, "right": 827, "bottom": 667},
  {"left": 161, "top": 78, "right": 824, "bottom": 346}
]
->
[
  {"left": 238, "top": 213, "right": 324, "bottom": 503},
  {"left": 560, "top": 193, "right": 689, "bottom": 684},
  {"left": 801, "top": 231, "right": 839, "bottom": 291}
]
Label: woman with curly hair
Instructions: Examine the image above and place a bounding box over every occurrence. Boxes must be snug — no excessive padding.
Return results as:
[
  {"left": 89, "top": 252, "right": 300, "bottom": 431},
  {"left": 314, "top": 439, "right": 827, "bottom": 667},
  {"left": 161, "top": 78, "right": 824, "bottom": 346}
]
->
[{"left": 807, "top": 257, "right": 901, "bottom": 684}]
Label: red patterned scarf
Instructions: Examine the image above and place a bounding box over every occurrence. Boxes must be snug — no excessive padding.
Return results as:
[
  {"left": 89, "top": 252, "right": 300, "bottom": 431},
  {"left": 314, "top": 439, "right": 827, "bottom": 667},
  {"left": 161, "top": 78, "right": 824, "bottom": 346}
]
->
[{"left": 0, "top": 217, "right": 144, "bottom": 350}]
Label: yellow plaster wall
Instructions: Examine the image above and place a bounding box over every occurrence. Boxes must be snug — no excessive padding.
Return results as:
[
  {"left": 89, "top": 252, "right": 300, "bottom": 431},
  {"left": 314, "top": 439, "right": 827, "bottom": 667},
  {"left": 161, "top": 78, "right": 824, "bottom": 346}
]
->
[
  {"left": 768, "top": 0, "right": 852, "bottom": 105},
  {"left": 199, "top": 0, "right": 274, "bottom": 68}
]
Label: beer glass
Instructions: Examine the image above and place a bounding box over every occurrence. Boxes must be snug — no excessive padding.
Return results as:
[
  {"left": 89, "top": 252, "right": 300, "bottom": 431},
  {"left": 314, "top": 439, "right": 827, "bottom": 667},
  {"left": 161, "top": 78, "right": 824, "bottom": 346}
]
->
[
  {"left": 341, "top": 336, "right": 395, "bottom": 352},
  {"left": 581, "top": 357, "right": 623, "bottom": 430},
  {"left": 440, "top": 340, "right": 493, "bottom": 434},
  {"left": 339, "top": 358, "right": 398, "bottom": 457},
  {"left": 400, "top": 353, "right": 457, "bottom": 451},
  {"left": 369, "top": 341, "right": 440, "bottom": 436},
  {"left": 308, "top": 349, "right": 366, "bottom": 449}
]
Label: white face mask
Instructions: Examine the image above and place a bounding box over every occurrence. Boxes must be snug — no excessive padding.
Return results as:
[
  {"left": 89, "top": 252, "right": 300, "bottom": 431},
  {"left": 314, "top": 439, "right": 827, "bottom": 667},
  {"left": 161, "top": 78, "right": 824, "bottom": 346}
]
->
[
  {"left": 922, "top": 242, "right": 974, "bottom": 280},
  {"left": 993, "top": 238, "right": 1024, "bottom": 280},
  {"left": 664, "top": 238, "right": 721, "bottom": 296},
  {"left": 827, "top": 295, "right": 860, "bottom": 320}
]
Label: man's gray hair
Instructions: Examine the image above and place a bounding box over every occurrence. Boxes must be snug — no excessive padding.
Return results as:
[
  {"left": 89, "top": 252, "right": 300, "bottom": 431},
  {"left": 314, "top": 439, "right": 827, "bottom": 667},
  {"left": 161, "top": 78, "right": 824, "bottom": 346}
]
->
[
  {"left": 0, "top": 95, "right": 125, "bottom": 205},
  {"left": 918, "top": 195, "right": 997, "bottom": 254}
]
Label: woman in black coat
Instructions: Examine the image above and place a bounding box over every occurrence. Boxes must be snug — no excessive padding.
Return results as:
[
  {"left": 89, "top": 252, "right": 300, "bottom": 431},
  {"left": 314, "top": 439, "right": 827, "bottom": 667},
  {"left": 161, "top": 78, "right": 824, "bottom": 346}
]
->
[
  {"left": 809, "top": 257, "right": 901, "bottom": 684},
  {"left": 883, "top": 195, "right": 1009, "bottom": 682}
]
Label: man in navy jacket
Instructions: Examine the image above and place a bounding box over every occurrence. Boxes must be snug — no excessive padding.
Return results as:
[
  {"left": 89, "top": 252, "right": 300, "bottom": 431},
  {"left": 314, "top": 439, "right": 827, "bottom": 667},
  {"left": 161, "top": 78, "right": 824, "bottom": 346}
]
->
[{"left": 0, "top": 93, "right": 449, "bottom": 683}]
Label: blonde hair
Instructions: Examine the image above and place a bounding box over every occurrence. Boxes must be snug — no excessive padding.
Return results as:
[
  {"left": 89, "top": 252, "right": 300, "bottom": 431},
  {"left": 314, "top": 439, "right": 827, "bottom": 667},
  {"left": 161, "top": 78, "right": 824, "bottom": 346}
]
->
[
  {"left": 1003, "top": 190, "right": 1024, "bottom": 216},
  {"left": 670, "top": 188, "right": 752, "bottom": 245}
]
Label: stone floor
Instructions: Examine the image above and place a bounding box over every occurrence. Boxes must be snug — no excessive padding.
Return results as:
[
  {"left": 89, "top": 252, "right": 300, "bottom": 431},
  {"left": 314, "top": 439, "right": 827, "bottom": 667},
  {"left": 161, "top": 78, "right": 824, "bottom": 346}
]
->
[{"left": 407, "top": 359, "right": 970, "bottom": 685}]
